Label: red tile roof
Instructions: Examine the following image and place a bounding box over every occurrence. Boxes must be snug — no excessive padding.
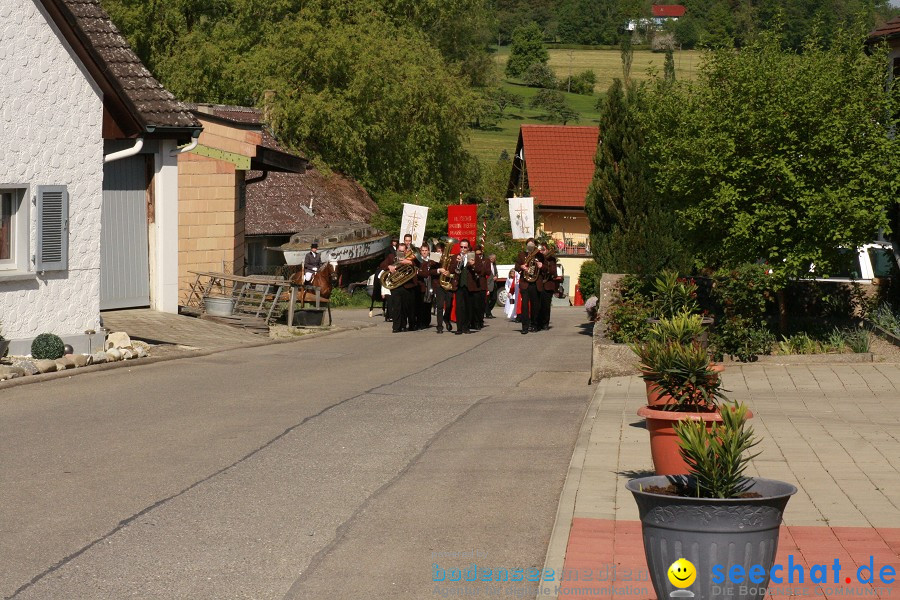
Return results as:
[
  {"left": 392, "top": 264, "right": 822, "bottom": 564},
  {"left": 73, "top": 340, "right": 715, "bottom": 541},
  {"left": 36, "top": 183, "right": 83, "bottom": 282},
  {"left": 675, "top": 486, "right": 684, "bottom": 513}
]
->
[
  {"left": 652, "top": 4, "right": 686, "bottom": 17},
  {"left": 519, "top": 125, "right": 599, "bottom": 209},
  {"left": 868, "top": 16, "right": 900, "bottom": 42}
]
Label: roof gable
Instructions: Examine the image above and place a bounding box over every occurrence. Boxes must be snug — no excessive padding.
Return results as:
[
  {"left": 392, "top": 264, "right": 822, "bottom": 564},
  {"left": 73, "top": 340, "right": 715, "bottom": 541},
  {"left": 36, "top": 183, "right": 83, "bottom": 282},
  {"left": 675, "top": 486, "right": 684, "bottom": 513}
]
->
[
  {"left": 43, "top": 0, "right": 199, "bottom": 136},
  {"left": 868, "top": 16, "right": 900, "bottom": 42},
  {"left": 513, "top": 125, "right": 599, "bottom": 209}
]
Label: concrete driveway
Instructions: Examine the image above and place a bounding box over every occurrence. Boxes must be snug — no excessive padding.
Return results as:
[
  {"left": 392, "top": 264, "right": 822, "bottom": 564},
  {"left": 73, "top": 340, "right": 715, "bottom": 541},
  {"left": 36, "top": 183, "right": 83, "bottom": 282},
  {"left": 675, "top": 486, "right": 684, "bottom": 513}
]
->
[{"left": 1, "top": 307, "right": 593, "bottom": 599}]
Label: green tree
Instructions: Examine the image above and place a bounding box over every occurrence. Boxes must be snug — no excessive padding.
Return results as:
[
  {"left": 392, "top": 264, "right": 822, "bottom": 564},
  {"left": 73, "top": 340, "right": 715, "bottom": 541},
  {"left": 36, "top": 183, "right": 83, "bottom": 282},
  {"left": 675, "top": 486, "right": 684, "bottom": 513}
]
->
[
  {"left": 505, "top": 22, "right": 548, "bottom": 78},
  {"left": 585, "top": 79, "right": 691, "bottom": 276},
  {"left": 645, "top": 28, "right": 900, "bottom": 328},
  {"left": 663, "top": 49, "right": 676, "bottom": 82},
  {"left": 530, "top": 89, "right": 578, "bottom": 124}
]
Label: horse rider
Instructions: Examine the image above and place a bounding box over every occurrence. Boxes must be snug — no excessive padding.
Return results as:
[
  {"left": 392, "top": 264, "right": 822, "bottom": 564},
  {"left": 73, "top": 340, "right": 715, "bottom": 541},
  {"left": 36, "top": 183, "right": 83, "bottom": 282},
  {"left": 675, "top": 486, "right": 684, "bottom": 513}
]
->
[{"left": 303, "top": 243, "right": 322, "bottom": 284}]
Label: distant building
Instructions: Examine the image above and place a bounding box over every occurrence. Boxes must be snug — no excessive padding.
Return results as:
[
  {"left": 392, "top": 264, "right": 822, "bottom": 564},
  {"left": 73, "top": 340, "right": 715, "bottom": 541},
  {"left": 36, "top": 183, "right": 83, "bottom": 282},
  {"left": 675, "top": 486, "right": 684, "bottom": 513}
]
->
[
  {"left": 626, "top": 4, "right": 686, "bottom": 32},
  {"left": 507, "top": 125, "right": 599, "bottom": 297},
  {"left": 867, "top": 16, "right": 900, "bottom": 83}
]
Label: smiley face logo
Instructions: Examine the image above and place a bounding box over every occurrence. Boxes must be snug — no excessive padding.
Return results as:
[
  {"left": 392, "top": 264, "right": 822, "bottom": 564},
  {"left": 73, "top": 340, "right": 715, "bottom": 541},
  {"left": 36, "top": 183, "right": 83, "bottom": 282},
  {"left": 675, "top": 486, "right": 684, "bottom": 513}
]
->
[{"left": 667, "top": 559, "right": 696, "bottom": 588}]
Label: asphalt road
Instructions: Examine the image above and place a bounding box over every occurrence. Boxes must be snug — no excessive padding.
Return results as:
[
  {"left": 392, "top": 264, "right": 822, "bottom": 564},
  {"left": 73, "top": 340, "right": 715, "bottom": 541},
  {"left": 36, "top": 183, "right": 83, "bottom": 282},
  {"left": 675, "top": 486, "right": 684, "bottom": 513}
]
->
[{"left": 1, "top": 307, "right": 594, "bottom": 599}]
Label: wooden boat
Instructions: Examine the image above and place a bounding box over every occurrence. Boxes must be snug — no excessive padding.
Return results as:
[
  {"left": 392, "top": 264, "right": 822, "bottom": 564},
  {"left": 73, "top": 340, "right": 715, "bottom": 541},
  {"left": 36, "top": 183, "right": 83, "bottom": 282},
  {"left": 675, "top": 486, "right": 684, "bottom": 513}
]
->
[{"left": 271, "top": 222, "right": 390, "bottom": 266}]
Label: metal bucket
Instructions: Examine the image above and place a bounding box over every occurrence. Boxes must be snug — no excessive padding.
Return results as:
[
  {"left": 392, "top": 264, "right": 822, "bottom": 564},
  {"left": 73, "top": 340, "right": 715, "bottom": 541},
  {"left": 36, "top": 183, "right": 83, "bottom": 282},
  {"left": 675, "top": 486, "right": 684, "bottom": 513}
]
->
[{"left": 204, "top": 296, "right": 235, "bottom": 317}]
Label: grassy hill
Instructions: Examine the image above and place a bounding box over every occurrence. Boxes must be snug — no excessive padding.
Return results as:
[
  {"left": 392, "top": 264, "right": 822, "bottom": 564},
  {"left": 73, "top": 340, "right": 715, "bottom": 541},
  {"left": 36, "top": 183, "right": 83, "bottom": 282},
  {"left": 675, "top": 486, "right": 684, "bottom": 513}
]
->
[{"left": 466, "top": 48, "right": 701, "bottom": 163}]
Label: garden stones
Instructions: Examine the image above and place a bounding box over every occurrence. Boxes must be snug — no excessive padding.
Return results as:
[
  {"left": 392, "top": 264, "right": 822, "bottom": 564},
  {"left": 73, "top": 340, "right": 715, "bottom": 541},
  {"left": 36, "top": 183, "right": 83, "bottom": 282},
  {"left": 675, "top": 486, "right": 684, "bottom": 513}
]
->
[
  {"left": 12, "top": 359, "right": 39, "bottom": 376},
  {"left": 34, "top": 359, "right": 58, "bottom": 374},
  {"left": 105, "top": 332, "right": 132, "bottom": 350}
]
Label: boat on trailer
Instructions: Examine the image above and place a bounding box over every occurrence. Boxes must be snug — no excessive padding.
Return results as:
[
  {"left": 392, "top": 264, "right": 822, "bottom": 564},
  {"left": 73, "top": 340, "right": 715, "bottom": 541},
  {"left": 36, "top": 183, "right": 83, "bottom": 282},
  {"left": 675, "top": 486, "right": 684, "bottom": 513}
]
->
[{"left": 270, "top": 221, "right": 391, "bottom": 266}]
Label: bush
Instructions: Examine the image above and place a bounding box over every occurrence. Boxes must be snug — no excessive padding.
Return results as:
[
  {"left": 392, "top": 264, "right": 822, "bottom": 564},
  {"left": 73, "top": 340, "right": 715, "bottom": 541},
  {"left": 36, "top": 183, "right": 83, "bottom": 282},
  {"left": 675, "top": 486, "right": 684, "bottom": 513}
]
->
[
  {"left": 578, "top": 260, "right": 602, "bottom": 299},
  {"left": 558, "top": 69, "right": 596, "bottom": 95},
  {"left": 31, "top": 333, "right": 66, "bottom": 360},
  {"left": 651, "top": 32, "right": 677, "bottom": 52},
  {"left": 709, "top": 317, "right": 775, "bottom": 362},
  {"left": 710, "top": 264, "right": 775, "bottom": 322},
  {"left": 523, "top": 62, "right": 557, "bottom": 88}
]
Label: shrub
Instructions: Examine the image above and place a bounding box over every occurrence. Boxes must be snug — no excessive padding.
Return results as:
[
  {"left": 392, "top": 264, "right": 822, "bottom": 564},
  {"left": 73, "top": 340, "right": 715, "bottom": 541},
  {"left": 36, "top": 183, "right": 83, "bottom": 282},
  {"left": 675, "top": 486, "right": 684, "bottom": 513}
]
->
[
  {"left": 870, "top": 303, "right": 900, "bottom": 335},
  {"left": 633, "top": 340, "right": 724, "bottom": 410},
  {"left": 709, "top": 317, "right": 775, "bottom": 362},
  {"left": 606, "top": 294, "right": 653, "bottom": 342},
  {"left": 651, "top": 271, "right": 699, "bottom": 318},
  {"left": 523, "top": 62, "right": 557, "bottom": 89},
  {"left": 675, "top": 403, "right": 759, "bottom": 498},
  {"left": 559, "top": 69, "right": 596, "bottom": 95},
  {"left": 710, "top": 264, "right": 775, "bottom": 322},
  {"left": 578, "top": 260, "right": 602, "bottom": 299},
  {"left": 646, "top": 313, "right": 705, "bottom": 345},
  {"left": 31, "top": 333, "right": 65, "bottom": 360}
]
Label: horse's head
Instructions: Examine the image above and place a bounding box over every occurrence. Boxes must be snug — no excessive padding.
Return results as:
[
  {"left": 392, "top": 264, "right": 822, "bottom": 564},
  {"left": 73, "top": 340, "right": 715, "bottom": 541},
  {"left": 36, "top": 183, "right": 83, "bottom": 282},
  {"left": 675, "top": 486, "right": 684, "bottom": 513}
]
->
[{"left": 327, "top": 260, "right": 339, "bottom": 283}]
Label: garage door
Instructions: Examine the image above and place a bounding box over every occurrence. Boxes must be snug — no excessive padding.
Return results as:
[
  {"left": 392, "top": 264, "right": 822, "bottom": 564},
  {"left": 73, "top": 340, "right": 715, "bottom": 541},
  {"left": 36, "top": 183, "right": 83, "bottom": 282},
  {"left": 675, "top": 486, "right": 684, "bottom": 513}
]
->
[{"left": 100, "top": 155, "right": 150, "bottom": 310}]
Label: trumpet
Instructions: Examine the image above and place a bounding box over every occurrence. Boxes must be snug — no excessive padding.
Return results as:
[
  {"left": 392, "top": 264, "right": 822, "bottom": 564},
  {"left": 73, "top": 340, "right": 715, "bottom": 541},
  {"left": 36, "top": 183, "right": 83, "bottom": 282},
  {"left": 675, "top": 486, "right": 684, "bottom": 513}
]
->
[{"left": 438, "top": 237, "right": 458, "bottom": 291}]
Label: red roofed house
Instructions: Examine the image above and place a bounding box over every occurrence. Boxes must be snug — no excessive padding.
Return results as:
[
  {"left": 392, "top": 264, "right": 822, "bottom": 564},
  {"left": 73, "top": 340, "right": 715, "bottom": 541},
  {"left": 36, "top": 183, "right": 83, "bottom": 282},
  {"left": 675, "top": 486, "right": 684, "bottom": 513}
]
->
[
  {"left": 627, "top": 4, "right": 685, "bottom": 31},
  {"left": 507, "top": 124, "right": 599, "bottom": 297},
  {"left": 867, "top": 16, "right": 900, "bottom": 83}
]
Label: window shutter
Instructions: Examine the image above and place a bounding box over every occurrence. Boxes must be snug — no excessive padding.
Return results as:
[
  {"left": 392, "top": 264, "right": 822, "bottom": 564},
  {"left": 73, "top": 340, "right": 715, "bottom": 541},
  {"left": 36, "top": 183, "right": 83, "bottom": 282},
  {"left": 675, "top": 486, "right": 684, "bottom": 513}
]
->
[{"left": 36, "top": 185, "right": 68, "bottom": 272}]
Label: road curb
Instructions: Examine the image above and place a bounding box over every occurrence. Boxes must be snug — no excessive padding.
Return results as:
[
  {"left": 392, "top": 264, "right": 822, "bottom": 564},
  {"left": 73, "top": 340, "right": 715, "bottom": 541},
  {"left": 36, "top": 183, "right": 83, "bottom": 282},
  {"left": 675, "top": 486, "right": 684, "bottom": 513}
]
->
[
  {"left": 536, "top": 379, "right": 608, "bottom": 599},
  {"left": 0, "top": 323, "right": 375, "bottom": 392}
]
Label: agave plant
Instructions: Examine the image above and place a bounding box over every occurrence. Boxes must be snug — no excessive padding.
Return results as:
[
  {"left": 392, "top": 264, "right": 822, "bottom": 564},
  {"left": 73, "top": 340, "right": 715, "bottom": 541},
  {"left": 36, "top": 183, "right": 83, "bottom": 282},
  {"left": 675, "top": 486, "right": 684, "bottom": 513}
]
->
[
  {"left": 674, "top": 403, "right": 760, "bottom": 498},
  {"left": 633, "top": 339, "right": 725, "bottom": 411}
]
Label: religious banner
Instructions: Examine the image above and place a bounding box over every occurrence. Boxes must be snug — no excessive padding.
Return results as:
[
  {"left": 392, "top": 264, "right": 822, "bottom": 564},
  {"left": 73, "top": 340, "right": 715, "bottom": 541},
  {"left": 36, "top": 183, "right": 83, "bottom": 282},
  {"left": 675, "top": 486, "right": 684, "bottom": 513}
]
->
[
  {"left": 508, "top": 197, "right": 535, "bottom": 240},
  {"left": 447, "top": 204, "right": 478, "bottom": 244},
  {"left": 400, "top": 203, "right": 429, "bottom": 248}
]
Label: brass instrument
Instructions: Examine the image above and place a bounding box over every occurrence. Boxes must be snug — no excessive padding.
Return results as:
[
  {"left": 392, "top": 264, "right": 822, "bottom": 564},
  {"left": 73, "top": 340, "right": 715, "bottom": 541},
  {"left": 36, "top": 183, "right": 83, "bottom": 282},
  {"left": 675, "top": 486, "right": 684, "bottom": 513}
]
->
[
  {"left": 437, "top": 238, "right": 458, "bottom": 291},
  {"left": 380, "top": 249, "right": 417, "bottom": 290},
  {"left": 522, "top": 246, "right": 543, "bottom": 282}
]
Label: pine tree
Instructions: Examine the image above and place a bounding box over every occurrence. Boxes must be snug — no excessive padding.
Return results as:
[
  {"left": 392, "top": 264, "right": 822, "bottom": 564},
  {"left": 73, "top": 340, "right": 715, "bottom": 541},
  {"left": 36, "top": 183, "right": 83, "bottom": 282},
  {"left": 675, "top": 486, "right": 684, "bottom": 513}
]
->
[
  {"left": 585, "top": 79, "right": 691, "bottom": 275},
  {"left": 664, "top": 49, "right": 676, "bottom": 83}
]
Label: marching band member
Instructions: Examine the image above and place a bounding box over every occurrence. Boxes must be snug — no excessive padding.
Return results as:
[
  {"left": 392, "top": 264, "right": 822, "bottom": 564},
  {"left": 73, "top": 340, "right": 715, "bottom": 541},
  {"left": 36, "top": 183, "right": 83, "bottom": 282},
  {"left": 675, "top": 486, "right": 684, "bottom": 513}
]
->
[
  {"left": 433, "top": 242, "right": 453, "bottom": 334},
  {"left": 536, "top": 242, "right": 561, "bottom": 331},
  {"left": 485, "top": 253, "right": 499, "bottom": 319},
  {"left": 379, "top": 242, "right": 419, "bottom": 333},
  {"left": 403, "top": 234, "right": 421, "bottom": 330},
  {"left": 514, "top": 237, "right": 542, "bottom": 335},
  {"left": 470, "top": 246, "right": 488, "bottom": 331},
  {"left": 417, "top": 243, "right": 435, "bottom": 329},
  {"left": 448, "top": 239, "right": 479, "bottom": 335}
]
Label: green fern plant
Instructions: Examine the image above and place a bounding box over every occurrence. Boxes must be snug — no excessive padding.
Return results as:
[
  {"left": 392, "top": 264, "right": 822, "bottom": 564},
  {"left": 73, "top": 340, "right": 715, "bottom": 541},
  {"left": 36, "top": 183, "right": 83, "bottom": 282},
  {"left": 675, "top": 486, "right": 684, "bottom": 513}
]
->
[{"left": 674, "top": 403, "right": 760, "bottom": 499}]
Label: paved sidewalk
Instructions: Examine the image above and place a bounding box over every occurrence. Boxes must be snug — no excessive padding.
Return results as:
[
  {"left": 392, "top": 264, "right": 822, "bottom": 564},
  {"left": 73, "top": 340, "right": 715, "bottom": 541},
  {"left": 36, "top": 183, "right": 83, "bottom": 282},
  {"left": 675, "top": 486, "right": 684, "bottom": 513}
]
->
[{"left": 544, "top": 364, "right": 900, "bottom": 600}]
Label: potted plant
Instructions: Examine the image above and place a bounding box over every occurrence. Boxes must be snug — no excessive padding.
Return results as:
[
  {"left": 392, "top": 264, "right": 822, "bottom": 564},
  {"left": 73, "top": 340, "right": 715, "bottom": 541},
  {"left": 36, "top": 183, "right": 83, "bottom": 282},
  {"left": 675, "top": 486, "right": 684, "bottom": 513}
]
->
[
  {"left": 626, "top": 404, "right": 796, "bottom": 600},
  {"left": 633, "top": 338, "right": 740, "bottom": 475},
  {"left": 648, "top": 271, "right": 714, "bottom": 327}
]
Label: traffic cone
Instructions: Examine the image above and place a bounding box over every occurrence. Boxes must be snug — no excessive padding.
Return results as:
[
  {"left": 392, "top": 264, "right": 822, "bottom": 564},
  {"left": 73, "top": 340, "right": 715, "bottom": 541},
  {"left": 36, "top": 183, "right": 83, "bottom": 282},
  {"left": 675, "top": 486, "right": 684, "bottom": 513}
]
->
[{"left": 574, "top": 283, "right": 584, "bottom": 306}]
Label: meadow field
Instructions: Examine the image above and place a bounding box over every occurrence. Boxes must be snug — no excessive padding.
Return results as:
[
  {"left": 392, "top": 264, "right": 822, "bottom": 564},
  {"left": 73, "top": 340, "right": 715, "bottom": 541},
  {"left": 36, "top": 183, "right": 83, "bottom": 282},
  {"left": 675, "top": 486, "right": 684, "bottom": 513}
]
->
[{"left": 466, "top": 48, "right": 702, "bottom": 163}]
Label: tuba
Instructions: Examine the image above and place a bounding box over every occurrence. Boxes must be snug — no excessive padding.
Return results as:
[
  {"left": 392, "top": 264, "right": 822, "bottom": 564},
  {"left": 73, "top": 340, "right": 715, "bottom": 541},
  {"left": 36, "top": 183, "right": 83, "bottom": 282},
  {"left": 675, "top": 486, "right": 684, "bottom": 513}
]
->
[
  {"left": 522, "top": 246, "right": 543, "bottom": 282},
  {"left": 438, "top": 238, "right": 458, "bottom": 291},
  {"left": 380, "top": 249, "right": 417, "bottom": 290}
]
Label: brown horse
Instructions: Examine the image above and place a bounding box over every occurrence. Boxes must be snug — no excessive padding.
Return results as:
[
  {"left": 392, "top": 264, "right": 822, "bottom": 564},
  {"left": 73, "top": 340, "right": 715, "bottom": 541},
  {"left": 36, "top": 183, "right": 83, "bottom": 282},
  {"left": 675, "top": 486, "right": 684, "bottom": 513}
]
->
[{"left": 289, "top": 261, "right": 338, "bottom": 305}]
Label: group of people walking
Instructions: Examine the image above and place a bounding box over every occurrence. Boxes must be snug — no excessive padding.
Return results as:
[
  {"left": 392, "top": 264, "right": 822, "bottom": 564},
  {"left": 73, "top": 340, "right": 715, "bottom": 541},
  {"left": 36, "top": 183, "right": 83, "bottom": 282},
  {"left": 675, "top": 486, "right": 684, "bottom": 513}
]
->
[{"left": 376, "top": 234, "right": 562, "bottom": 336}]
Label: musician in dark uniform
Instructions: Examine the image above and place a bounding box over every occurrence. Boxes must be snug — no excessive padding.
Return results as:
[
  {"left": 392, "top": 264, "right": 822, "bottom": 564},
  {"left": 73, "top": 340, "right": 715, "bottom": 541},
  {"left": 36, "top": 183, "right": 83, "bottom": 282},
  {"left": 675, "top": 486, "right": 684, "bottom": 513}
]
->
[
  {"left": 448, "top": 239, "right": 480, "bottom": 335},
  {"left": 416, "top": 243, "right": 435, "bottom": 329},
  {"left": 433, "top": 242, "right": 453, "bottom": 334},
  {"left": 402, "top": 234, "right": 421, "bottom": 330},
  {"left": 470, "top": 246, "right": 488, "bottom": 331},
  {"left": 379, "top": 242, "right": 419, "bottom": 333},
  {"left": 514, "top": 237, "right": 543, "bottom": 335},
  {"left": 536, "top": 242, "right": 561, "bottom": 331}
]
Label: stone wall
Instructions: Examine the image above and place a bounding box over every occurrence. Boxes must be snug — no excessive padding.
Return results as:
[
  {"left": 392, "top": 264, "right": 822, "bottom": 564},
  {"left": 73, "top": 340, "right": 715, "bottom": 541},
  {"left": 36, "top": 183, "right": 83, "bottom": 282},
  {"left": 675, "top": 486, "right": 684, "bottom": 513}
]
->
[
  {"left": 0, "top": 0, "right": 104, "bottom": 351},
  {"left": 591, "top": 273, "right": 638, "bottom": 382}
]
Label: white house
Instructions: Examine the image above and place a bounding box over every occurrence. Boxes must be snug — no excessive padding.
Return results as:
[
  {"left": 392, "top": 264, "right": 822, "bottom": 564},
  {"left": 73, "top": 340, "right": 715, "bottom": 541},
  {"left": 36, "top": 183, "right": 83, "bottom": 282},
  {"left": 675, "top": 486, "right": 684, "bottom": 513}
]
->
[{"left": 0, "top": 0, "right": 201, "bottom": 354}]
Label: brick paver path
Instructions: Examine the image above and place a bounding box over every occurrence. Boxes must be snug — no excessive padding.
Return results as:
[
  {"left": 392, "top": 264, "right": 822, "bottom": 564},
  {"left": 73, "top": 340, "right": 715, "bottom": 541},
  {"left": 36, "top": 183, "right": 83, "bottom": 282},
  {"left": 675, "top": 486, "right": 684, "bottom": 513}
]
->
[{"left": 555, "top": 364, "right": 900, "bottom": 599}]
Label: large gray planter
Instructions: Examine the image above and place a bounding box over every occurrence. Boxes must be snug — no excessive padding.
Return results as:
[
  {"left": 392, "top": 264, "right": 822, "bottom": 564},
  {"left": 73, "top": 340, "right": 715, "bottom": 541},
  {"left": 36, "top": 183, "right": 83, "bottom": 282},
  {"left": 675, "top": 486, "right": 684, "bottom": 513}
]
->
[{"left": 626, "top": 476, "right": 796, "bottom": 600}]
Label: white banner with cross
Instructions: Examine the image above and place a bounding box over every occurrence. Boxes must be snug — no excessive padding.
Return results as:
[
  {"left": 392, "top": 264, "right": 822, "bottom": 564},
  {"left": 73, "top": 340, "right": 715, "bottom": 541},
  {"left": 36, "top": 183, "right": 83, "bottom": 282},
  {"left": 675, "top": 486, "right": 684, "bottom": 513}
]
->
[
  {"left": 400, "top": 203, "right": 429, "bottom": 248},
  {"left": 508, "top": 197, "right": 535, "bottom": 241}
]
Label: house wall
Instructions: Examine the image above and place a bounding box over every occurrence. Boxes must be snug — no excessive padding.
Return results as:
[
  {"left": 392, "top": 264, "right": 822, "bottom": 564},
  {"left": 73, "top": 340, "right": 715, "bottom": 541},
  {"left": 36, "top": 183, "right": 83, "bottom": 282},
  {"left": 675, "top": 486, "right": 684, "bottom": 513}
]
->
[
  {"left": 0, "top": 0, "right": 104, "bottom": 352},
  {"left": 177, "top": 119, "right": 260, "bottom": 303},
  {"left": 539, "top": 211, "right": 592, "bottom": 298}
]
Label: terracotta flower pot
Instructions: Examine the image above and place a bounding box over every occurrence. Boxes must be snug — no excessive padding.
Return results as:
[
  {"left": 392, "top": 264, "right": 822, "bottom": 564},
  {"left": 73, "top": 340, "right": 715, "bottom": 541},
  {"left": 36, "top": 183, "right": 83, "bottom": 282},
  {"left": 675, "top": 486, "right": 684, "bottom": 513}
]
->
[
  {"left": 637, "top": 404, "right": 753, "bottom": 475},
  {"left": 642, "top": 363, "right": 725, "bottom": 408}
]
